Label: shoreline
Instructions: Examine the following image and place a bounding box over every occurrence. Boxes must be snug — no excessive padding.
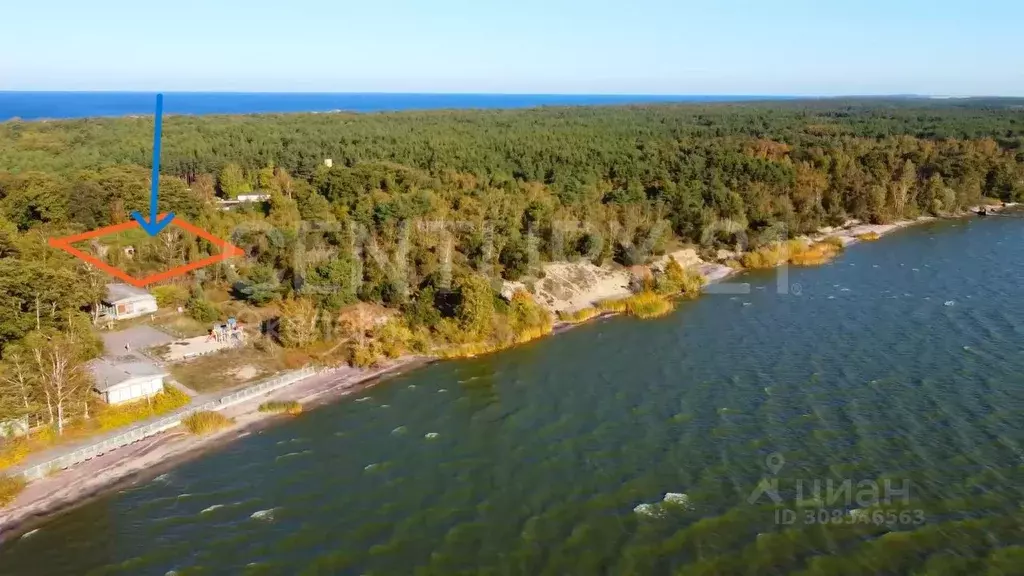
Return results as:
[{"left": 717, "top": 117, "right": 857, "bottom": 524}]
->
[
  {"left": 0, "top": 357, "right": 430, "bottom": 543},
  {"left": 0, "top": 204, "right": 1012, "bottom": 543}
]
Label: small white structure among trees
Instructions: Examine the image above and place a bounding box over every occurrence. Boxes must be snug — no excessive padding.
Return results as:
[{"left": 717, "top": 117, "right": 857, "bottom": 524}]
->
[
  {"left": 0, "top": 416, "right": 29, "bottom": 438},
  {"left": 88, "top": 358, "right": 167, "bottom": 405},
  {"left": 98, "top": 284, "right": 158, "bottom": 322}
]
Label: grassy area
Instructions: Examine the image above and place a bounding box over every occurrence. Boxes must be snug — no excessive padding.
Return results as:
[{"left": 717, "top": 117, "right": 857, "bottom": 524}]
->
[
  {"left": 0, "top": 475, "right": 26, "bottom": 508},
  {"left": 258, "top": 401, "right": 303, "bottom": 415},
  {"left": 856, "top": 232, "right": 881, "bottom": 241},
  {"left": 821, "top": 236, "right": 846, "bottom": 249},
  {"left": 168, "top": 345, "right": 291, "bottom": 393},
  {"left": 557, "top": 307, "right": 601, "bottom": 324},
  {"left": 150, "top": 314, "right": 211, "bottom": 338},
  {"left": 596, "top": 292, "right": 675, "bottom": 319},
  {"left": 789, "top": 241, "right": 843, "bottom": 266},
  {"left": 596, "top": 297, "right": 629, "bottom": 313},
  {"left": 181, "top": 411, "right": 233, "bottom": 435},
  {"left": 623, "top": 292, "right": 675, "bottom": 319},
  {"left": 743, "top": 239, "right": 843, "bottom": 268},
  {"left": 0, "top": 424, "right": 98, "bottom": 472}
]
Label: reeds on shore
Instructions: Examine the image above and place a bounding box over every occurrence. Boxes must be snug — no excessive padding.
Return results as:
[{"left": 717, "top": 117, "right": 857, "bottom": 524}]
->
[
  {"left": 596, "top": 297, "right": 629, "bottom": 313},
  {"left": 624, "top": 292, "right": 674, "bottom": 318},
  {"left": 597, "top": 292, "right": 674, "bottom": 319},
  {"left": 438, "top": 322, "right": 554, "bottom": 359},
  {"left": 258, "top": 400, "right": 303, "bottom": 416},
  {"left": 743, "top": 239, "right": 843, "bottom": 268},
  {"left": 788, "top": 241, "right": 842, "bottom": 266},
  {"left": 181, "top": 411, "right": 233, "bottom": 435},
  {"left": 557, "top": 307, "right": 601, "bottom": 324},
  {"left": 0, "top": 475, "right": 25, "bottom": 508}
]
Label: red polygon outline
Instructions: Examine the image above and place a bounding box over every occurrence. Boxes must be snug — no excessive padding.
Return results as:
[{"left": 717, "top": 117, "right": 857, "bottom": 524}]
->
[{"left": 47, "top": 215, "right": 244, "bottom": 287}]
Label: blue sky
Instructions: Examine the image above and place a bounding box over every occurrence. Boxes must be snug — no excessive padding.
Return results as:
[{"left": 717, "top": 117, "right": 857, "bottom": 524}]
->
[{"left": 2, "top": 0, "right": 1021, "bottom": 95}]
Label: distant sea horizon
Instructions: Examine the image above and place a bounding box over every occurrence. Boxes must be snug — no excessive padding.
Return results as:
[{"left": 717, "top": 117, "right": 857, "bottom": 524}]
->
[{"left": 0, "top": 92, "right": 808, "bottom": 121}]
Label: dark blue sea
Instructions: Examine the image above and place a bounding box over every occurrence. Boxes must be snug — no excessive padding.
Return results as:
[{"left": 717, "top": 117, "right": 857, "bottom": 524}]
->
[{"left": 0, "top": 92, "right": 790, "bottom": 121}]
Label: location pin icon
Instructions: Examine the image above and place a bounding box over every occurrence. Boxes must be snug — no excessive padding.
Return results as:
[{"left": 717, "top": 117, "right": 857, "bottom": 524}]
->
[{"left": 766, "top": 453, "right": 785, "bottom": 474}]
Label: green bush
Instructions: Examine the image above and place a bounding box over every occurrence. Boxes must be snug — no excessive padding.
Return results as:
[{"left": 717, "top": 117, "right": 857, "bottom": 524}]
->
[
  {"left": 151, "top": 285, "right": 190, "bottom": 308},
  {"left": 656, "top": 257, "right": 706, "bottom": 298},
  {"left": 187, "top": 298, "right": 220, "bottom": 323},
  {"left": 348, "top": 342, "right": 384, "bottom": 368}
]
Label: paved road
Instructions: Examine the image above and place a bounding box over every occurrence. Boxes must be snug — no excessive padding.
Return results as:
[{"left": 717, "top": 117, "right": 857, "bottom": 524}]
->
[{"left": 100, "top": 325, "right": 174, "bottom": 355}]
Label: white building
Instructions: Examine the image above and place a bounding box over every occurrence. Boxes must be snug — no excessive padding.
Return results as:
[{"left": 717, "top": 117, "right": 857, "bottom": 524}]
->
[
  {"left": 235, "top": 193, "right": 271, "bottom": 202},
  {"left": 88, "top": 358, "right": 168, "bottom": 405},
  {"left": 98, "top": 284, "right": 158, "bottom": 321},
  {"left": 215, "top": 193, "right": 272, "bottom": 211}
]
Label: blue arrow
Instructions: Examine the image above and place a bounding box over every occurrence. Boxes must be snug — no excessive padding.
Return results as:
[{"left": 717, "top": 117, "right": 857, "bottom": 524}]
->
[{"left": 131, "top": 93, "right": 175, "bottom": 235}]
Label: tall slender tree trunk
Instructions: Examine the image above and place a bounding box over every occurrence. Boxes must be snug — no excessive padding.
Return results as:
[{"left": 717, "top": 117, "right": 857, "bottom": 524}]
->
[{"left": 44, "top": 389, "right": 53, "bottom": 425}]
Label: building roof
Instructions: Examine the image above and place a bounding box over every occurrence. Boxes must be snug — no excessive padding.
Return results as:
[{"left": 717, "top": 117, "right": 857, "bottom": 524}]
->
[
  {"left": 88, "top": 357, "right": 167, "bottom": 392},
  {"left": 105, "top": 283, "right": 153, "bottom": 303}
]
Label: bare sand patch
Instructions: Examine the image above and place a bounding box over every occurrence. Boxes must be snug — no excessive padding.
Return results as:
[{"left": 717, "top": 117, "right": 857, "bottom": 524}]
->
[{"left": 530, "top": 261, "right": 632, "bottom": 314}]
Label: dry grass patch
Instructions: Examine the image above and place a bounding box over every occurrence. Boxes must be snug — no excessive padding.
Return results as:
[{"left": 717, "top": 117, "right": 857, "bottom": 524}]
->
[
  {"left": 0, "top": 424, "right": 98, "bottom": 471},
  {"left": 438, "top": 324, "right": 555, "bottom": 360},
  {"left": 623, "top": 292, "right": 674, "bottom": 319},
  {"left": 596, "top": 297, "right": 629, "bottom": 313},
  {"left": 258, "top": 401, "right": 303, "bottom": 416},
  {"left": 855, "top": 232, "right": 881, "bottom": 241},
  {"left": 557, "top": 307, "right": 601, "bottom": 324},
  {"left": 789, "top": 241, "right": 842, "bottom": 266},
  {"left": 741, "top": 244, "right": 789, "bottom": 269},
  {"left": 438, "top": 341, "right": 504, "bottom": 359},
  {"left": 595, "top": 293, "right": 675, "bottom": 319},
  {"left": 0, "top": 475, "right": 26, "bottom": 508},
  {"left": 182, "top": 411, "right": 233, "bottom": 435},
  {"left": 743, "top": 239, "right": 843, "bottom": 268},
  {"left": 821, "top": 236, "right": 846, "bottom": 249},
  {"left": 151, "top": 314, "right": 211, "bottom": 338},
  {"left": 169, "top": 346, "right": 289, "bottom": 393}
]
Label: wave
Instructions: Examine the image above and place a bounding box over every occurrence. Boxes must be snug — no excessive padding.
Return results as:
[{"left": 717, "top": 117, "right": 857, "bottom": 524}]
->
[
  {"left": 250, "top": 508, "right": 277, "bottom": 521},
  {"left": 276, "top": 450, "right": 311, "bottom": 461}
]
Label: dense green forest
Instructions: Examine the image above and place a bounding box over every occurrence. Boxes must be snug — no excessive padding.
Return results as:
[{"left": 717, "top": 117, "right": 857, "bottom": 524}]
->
[{"left": 0, "top": 99, "right": 1023, "bottom": 436}]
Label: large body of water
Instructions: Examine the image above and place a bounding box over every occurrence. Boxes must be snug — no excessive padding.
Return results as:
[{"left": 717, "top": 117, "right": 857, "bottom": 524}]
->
[
  {"left": 3, "top": 215, "right": 1024, "bottom": 575},
  {"left": 0, "top": 93, "right": 790, "bottom": 122}
]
